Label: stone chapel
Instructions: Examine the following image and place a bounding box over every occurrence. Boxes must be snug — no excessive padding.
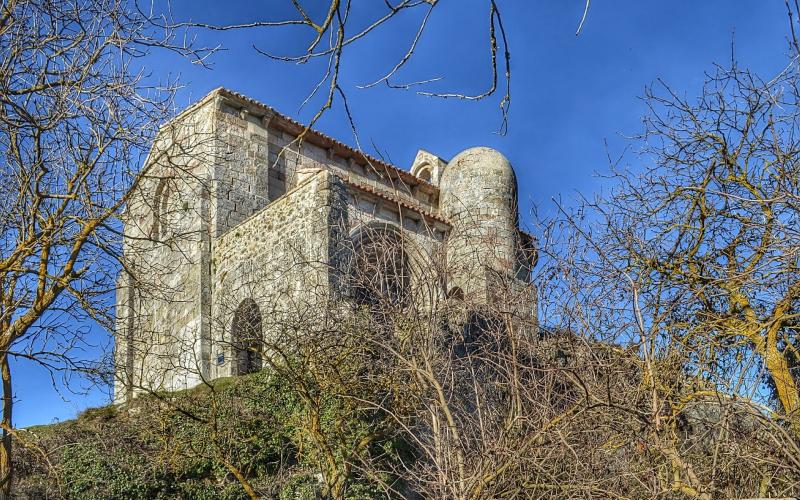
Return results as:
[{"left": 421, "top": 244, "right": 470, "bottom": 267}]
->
[{"left": 114, "top": 88, "right": 535, "bottom": 401}]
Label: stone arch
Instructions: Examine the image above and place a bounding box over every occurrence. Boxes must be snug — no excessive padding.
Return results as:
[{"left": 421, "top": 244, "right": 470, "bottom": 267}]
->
[
  {"left": 447, "top": 286, "right": 465, "bottom": 301},
  {"left": 231, "top": 298, "right": 263, "bottom": 375},
  {"left": 346, "top": 222, "right": 415, "bottom": 311},
  {"left": 150, "top": 177, "right": 173, "bottom": 240},
  {"left": 416, "top": 163, "right": 432, "bottom": 183}
]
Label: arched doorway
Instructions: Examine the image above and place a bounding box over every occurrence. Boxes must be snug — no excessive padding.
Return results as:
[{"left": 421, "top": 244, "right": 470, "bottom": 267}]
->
[{"left": 231, "top": 298, "right": 263, "bottom": 375}]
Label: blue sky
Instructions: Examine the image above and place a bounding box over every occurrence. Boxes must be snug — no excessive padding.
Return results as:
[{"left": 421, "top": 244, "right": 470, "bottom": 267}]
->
[{"left": 15, "top": 1, "right": 792, "bottom": 427}]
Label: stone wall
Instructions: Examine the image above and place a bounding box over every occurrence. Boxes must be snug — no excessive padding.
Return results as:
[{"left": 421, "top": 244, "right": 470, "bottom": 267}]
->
[
  {"left": 115, "top": 101, "right": 218, "bottom": 400},
  {"left": 439, "top": 147, "right": 520, "bottom": 303},
  {"left": 211, "top": 90, "right": 438, "bottom": 226},
  {"left": 209, "top": 101, "right": 278, "bottom": 236},
  {"left": 209, "top": 169, "right": 348, "bottom": 379},
  {"left": 343, "top": 183, "right": 449, "bottom": 306}
]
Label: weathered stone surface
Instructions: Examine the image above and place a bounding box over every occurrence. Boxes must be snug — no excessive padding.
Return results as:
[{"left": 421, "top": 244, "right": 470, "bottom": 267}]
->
[{"left": 440, "top": 147, "right": 520, "bottom": 302}]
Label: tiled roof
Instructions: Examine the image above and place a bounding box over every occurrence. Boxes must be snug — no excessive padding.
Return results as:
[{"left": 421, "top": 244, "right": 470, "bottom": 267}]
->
[{"left": 342, "top": 176, "right": 450, "bottom": 225}]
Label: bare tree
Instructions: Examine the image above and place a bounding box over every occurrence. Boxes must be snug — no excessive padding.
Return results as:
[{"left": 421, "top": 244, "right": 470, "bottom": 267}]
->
[
  {"left": 538, "top": 59, "right": 800, "bottom": 497},
  {"left": 13, "top": 100, "right": 800, "bottom": 497},
  {"left": 16, "top": 3, "right": 800, "bottom": 498},
  {"left": 172, "top": 1, "right": 590, "bottom": 139},
  {"left": 0, "top": 0, "right": 212, "bottom": 495},
  {"left": 630, "top": 62, "right": 800, "bottom": 425}
]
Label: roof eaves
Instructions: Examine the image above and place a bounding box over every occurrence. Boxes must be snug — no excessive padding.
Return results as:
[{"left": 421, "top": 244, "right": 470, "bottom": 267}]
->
[{"left": 343, "top": 177, "right": 450, "bottom": 226}]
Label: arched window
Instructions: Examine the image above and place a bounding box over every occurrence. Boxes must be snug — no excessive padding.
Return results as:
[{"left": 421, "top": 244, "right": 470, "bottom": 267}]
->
[
  {"left": 348, "top": 225, "right": 411, "bottom": 312},
  {"left": 231, "top": 298, "right": 263, "bottom": 375},
  {"left": 447, "top": 286, "right": 465, "bottom": 301},
  {"left": 417, "top": 165, "right": 432, "bottom": 183},
  {"left": 150, "top": 177, "right": 173, "bottom": 240}
]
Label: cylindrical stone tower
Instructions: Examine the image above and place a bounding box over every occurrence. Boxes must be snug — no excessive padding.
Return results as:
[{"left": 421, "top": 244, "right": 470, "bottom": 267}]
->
[{"left": 439, "top": 147, "right": 519, "bottom": 302}]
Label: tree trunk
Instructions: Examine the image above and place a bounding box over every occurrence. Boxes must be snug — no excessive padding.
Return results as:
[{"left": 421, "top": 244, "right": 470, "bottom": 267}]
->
[
  {"left": 764, "top": 344, "right": 800, "bottom": 432},
  {"left": 0, "top": 352, "right": 12, "bottom": 499}
]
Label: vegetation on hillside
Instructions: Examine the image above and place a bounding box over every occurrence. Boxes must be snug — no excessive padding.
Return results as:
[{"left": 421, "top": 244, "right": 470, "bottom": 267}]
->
[
  {"left": 5, "top": 1, "right": 800, "bottom": 498},
  {"left": 16, "top": 369, "right": 410, "bottom": 499},
  {"left": 15, "top": 322, "right": 800, "bottom": 499}
]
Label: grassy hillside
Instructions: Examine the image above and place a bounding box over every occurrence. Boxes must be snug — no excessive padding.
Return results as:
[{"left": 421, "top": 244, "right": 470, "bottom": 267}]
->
[
  {"left": 14, "top": 329, "right": 800, "bottom": 499},
  {"left": 15, "top": 370, "right": 410, "bottom": 499}
]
